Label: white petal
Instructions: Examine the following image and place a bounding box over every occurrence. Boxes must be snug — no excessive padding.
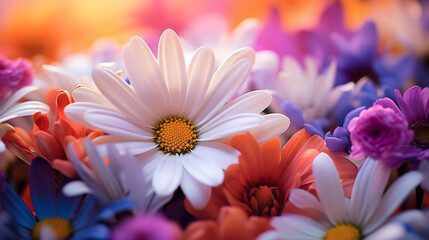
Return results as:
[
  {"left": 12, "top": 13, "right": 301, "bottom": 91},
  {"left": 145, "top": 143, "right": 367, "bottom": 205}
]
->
[
  {"left": 84, "top": 109, "right": 153, "bottom": 139},
  {"left": 313, "top": 152, "right": 347, "bottom": 225},
  {"left": 350, "top": 159, "right": 390, "bottom": 227},
  {"left": 65, "top": 102, "right": 119, "bottom": 127},
  {"left": 270, "top": 215, "right": 326, "bottom": 239},
  {"left": 183, "top": 46, "right": 214, "bottom": 117},
  {"left": 71, "top": 87, "right": 113, "bottom": 107},
  {"left": 0, "top": 101, "right": 49, "bottom": 123},
  {"left": 43, "top": 65, "right": 78, "bottom": 92},
  {"left": 364, "top": 171, "right": 423, "bottom": 234},
  {"left": 249, "top": 113, "right": 290, "bottom": 144},
  {"left": 0, "top": 86, "right": 38, "bottom": 114},
  {"left": 196, "top": 90, "right": 272, "bottom": 130},
  {"left": 199, "top": 113, "right": 262, "bottom": 141},
  {"left": 194, "top": 55, "right": 254, "bottom": 124},
  {"left": 192, "top": 141, "right": 239, "bottom": 169},
  {"left": 158, "top": 29, "right": 187, "bottom": 116},
  {"left": 152, "top": 154, "right": 183, "bottom": 196},
  {"left": 182, "top": 152, "right": 224, "bottom": 186},
  {"left": 123, "top": 36, "right": 170, "bottom": 118},
  {"left": 62, "top": 181, "right": 93, "bottom": 197},
  {"left": 180, "top": 170, "right": 211, "bottom": 209},
  {"left": 289, "top": 189, "right": 323, "bottom": 212},
  {"left": 92, "top": 67, "right": 157, "bottom": 126},
  {"left": 93, "top": 136, "right": 156, "bottom": 155},
  {"left": 0, "top": 141, "right": 5, "bottom": 152}
]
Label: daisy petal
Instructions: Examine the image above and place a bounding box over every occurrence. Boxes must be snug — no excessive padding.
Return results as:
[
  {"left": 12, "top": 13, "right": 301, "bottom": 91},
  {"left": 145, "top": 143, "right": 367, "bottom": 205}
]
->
[
  {"left": 0, "top": 101, "right": 49, "bottom": 123},
  {"left": 93, "top": 136, "right": 156, "bottom": 155},
  {"left": 249, "top": 114, "right": 290, "bottom": 144},
  {"left": 199, "top": 113, "right": 262, "bottom": 141},
  {"left": 268, "top": 215, "right": 326, "bottom": 239},
  {"left": 182, "top": 152, "right": 224, "bottom": 186},
  {"left": 313, "top": 152, "right": 347, "bottom": 225},
  {"left": 84, "top": 109, "right": 153, "bottom": 139},
  {"left": 92, "top": 67, "right": 157, "bottom": 126},
  {"left": 192, "top": 141, "right": 239, "bottom": 169},
  {"left": 65, "top": 102, "right": 119, "bottom": 127},
  {"left": 123, "top": 36, "right": 170, "bottom": 118},
  {"left": 183, "top": 46, "right": 214, "bottom": 117},
  {"left": 30, "top": 157, "right": 56, "bottom": 220},
  {"left": 62, "top": 181, "right": 93, "bottom": 197},
  {"left": 181, "top": 170, "right": 211, "bottom": 209},
  {"left": 0, "top": 86, "right": 37, "bottom": 115},
  {"left": 152, "top": 154, "right": 183, "bottom": 196},
  {"left": 195, "top": 57, "right": 254, "bottom": 125},
  {"left": 71, "top": 87, "right": 113, "bottom": 107},
  {"left": 364, "top": 171, "right": 423, "bottom": 234},
  {"left": 158, "top": 29, "right": 187, "bottom": 115}
]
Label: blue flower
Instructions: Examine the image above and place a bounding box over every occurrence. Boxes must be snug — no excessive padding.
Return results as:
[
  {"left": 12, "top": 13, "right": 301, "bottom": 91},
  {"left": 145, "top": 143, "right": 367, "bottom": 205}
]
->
[{"left": 0, "top": 157, "right": 132, "bottom": 240}]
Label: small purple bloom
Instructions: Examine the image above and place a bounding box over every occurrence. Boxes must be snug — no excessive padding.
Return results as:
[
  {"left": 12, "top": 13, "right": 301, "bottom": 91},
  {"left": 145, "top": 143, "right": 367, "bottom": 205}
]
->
[
  {"left": 110, "top": 214, "right": 182, "bottom": 240},
  {"left": 348, "top": 104, "right": 413, "bottom": 168},
  {"left": 376, "top": 86, "right": 429, "bottom": 161},
  {"left": 0, "top": 55, "right": 33, "bottom": 93}
]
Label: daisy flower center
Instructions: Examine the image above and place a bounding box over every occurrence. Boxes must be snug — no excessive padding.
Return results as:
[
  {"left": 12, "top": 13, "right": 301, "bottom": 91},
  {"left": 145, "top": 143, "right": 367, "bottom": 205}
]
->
[
  {"left": 154, "top": 116, "right": 198, "bottom": 155},
  {"left": 247, "top": 185, "right": 281, "bottom": 216},
  {"left": 324, "top": 224, "right": 361, "bottom": 240},
  {"left": 32, "top": 217, "right": 73, "bottom": 239},
  {"left": 411, "top": 121, "right": 429, "bottom": 149}
]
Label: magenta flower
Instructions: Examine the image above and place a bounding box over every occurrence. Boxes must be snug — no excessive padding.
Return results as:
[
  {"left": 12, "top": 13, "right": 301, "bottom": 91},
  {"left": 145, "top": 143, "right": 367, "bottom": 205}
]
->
[
  {"left": 375, "top": 86, "right": 429, "bottom": 162},
  {"left": 348, "top": 104, "right": 413, "bottom": 168},
  {"left": 0, "top": 55, "right": 33, "bottom": 97},
  {"left": 110, "top": 214, "right": 182, "bottom": 240}
]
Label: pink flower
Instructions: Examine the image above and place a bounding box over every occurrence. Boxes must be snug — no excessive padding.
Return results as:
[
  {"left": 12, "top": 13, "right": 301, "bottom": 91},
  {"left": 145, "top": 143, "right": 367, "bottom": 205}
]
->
[
  {"left": 348, "top": 104, "right": 413, "bottom": 168},
  {"left": 0, "top": 55, "right": 33, "bottom": 92}
]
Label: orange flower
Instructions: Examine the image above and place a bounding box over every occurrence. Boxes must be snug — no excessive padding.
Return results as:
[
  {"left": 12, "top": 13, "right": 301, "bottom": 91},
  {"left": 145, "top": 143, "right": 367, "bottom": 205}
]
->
[
  {"left": 184, "top": 206, "right": 271, "bottom": 240},
  {"left": 2, "top": 89, "right": 103, "bottom": 177},
  {"left": 185, "top": 129, "right": 357, "bottom": 219}
]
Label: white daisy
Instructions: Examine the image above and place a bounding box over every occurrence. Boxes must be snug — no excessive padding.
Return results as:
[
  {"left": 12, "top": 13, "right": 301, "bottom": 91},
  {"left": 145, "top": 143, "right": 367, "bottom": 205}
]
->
[
  {"left": 63, "top": 139, "right": 170, "bottom": 214},
  {"left": 65, "top": 29, "right": 290, "bottom": 208},
  {"left": 259, "top": 153, "right": 423, "bottom": 240},
  {"left": 0, "top": 86, "right": 49, "bottom": 152},
  {"left": 253, "top": 53, "right": 345, "bottom": 132}
]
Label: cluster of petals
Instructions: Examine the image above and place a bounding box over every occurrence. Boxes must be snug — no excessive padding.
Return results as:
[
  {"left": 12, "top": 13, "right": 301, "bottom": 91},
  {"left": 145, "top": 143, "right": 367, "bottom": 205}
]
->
[
  {"left": 260, "top": 154, "right": 423, "bottom": 239},
  {"left": 65, "top": 29, "right": 290, "bottom": 208},
  {"left": 186, "top": 129, "right": 357, "bottom": 220}
]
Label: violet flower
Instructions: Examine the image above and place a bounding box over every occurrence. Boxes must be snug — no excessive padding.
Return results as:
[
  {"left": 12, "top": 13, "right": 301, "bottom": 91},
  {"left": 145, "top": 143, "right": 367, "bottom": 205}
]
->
[
  {"left": 0, "top": 55, "right": 33, "bottom": 95},
  {"left": 110, "top": 214, "right": 182, "bottom": 240},
  {"left": 348, "top": 104, "right": 413, "bottom": 168},
  {"left": 375, "top": 86, "right": 429, "bottom": 162}
]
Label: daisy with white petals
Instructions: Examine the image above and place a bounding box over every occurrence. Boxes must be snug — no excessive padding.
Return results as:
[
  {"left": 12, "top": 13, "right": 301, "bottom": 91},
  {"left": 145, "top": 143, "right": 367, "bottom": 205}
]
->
[
  {"left": 65, "top": 29, "right": 289, "bottom": 209},
  {"left": 259, "top": 153, "right": 423, "bottom": 240}
]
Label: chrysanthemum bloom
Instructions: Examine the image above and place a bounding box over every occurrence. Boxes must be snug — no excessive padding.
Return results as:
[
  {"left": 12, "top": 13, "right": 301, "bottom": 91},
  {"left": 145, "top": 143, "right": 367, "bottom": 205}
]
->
[
  {"left": 2, "top": 90, "right": 103, "bottom": 177},
  {"left": 65, "top": 29, "right": 290, "bottom": 208},
  {"left": 185, "top": 206, "right": 271, "bottom": 240},
  {"left": 376, "top": 86, "right": 429, "bottom": 162},
  {"left": 0, "top": 157, "right": 126, "bottom": 240},
  {"left": 348, "top": 104, "right": 414, "bottom": 168},
  {"left": 111, "top": 214, "right": 183, "bottom": 240},
  {"left": 63, "top": 139, "right": 171, "bottom": 213},
  {"left": 186, "top": 130, "right": 357, "bottom": 219},
  {"left": 259, "top": 153, "right": 423, "bottom": 240}
]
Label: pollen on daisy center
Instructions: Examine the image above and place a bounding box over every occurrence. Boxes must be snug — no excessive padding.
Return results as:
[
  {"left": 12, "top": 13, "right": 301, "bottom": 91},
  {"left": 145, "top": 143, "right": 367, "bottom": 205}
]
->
[
  {"left": 32, "top": 217, "right": 73, "bottom": 239},
  {"left": 324, "top": 224, "right": 361, "bottom": 240},
  {"left": 247, "top": 185, "right": 281, "bottom": 216},
  {"left": 153, "top": 116, "right": 198, "bottom": 155}
]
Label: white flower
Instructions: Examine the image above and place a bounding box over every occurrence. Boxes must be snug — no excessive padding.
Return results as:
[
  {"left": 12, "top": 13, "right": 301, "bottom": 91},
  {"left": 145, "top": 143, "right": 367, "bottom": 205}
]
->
[
  {"left": 65, "top": 29, "right": 290, "bottom": 208},
  {"left": 63, "top": 139, "right": 170, "bottom": 213},
  {"left": 259, "top": 153, "right": 423, "bottom": 240},
  {"left": 0, "top": 86, "right": 49, "bottom": 152}
]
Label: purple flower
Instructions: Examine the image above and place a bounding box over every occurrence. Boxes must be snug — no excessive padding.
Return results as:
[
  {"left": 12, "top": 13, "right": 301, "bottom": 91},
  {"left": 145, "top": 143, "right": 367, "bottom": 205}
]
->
[
  {"left": 110, "top": 214, "right": 182, "bottom": 240},
  {"left": 348, "top": 104, "right": 413, "bottom": 168},
  {"left": 376, "top": 86, "right": 429, "bottom": 161},
  {"left": 0, "top": 55, "right": 33, "bottom": 93}
]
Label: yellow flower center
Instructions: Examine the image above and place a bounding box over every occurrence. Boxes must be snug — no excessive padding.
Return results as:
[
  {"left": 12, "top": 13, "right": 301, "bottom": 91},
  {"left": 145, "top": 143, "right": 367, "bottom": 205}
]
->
[
  {"left": 32, "top": 218, "right": 73, "bottom": 239},
  {"left": 154, "top": 116, "right": 197, "bottom": 155},
  {"left": 324, "top": 224, "right": 361, "bottom": 240},
  {"left": 247, "top": 185, "right": 281, "bottom": 216}
]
